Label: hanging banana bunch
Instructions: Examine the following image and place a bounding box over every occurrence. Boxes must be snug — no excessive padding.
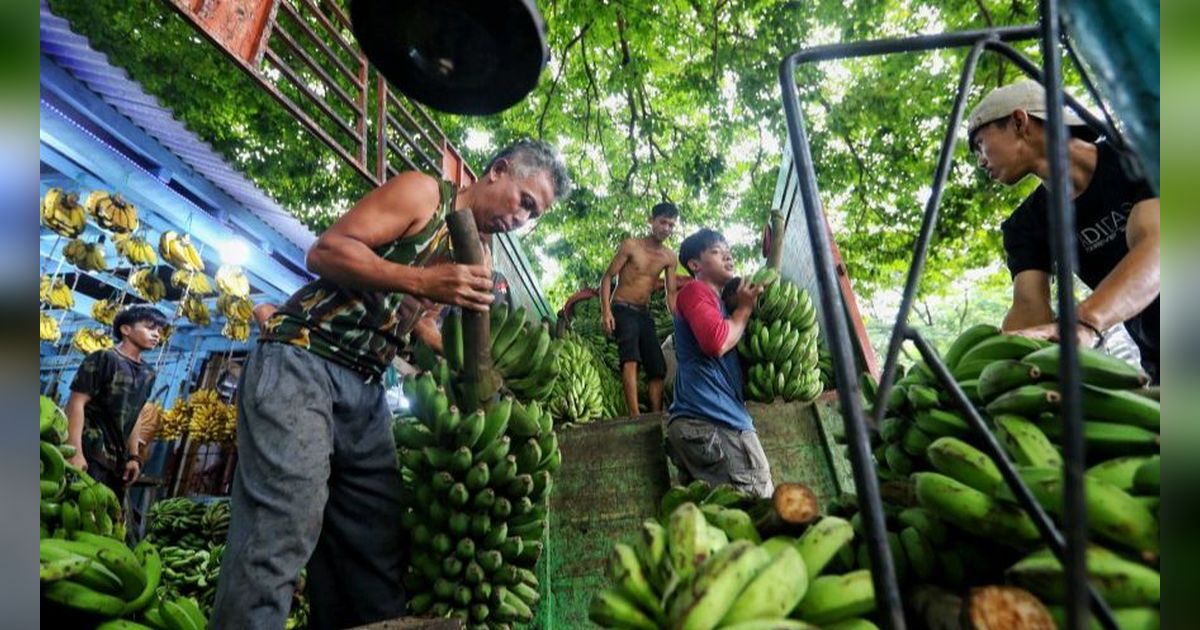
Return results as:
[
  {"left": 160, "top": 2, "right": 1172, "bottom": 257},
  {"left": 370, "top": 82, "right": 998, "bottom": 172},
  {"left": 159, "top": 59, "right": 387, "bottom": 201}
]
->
[
  {"left": 63, "top": 240, "right": 110, "bottom": 272},
  {"left": 159, "top": 396, "right": 190, "bottom": 441},
  {"left": 129, "top": 268, "right": 166, "bottom": 302},
  {"left": 72, "top": 328, "right": 114, "bottom": 354},
  {"left": 216, "top": 294, "right": 253, "bottom": 322},
  {"left": 184, "top": 389, "right": 238, "bottom": 444},
  {"left": 84, "top": 190, "right": 139, "bottom": 233},
  {"left": 215, "top": 265, "right": 250, "bottom": 298},
  {"left": 40, "top": 188, "right": 87, "bottom": 238},
  {"left": 222, "top": 319, "right": 250, "bottom": 342},
  {"left": 90, "top": 298, "right": 122, "bottom": 327},
  {"left": 114, "top": 233, "right": 158, "bottom": 266},
  {"left": 159, "top": 231, "right": 204, "bottom": 272},
  {"left": 160, "top": 323, "right": 174, "bottom": 346},
  {"left": 39, "top": 275, "right": 74, "bottom": 310},
  {"left": 40, "top": 312, "right": 61, "bottom": 342},
  {"left": 172, "top": 269, "right": 215, "bottom": 296},
  {"left": 181, "top": 294, "right": 211, "bottom": 326}
]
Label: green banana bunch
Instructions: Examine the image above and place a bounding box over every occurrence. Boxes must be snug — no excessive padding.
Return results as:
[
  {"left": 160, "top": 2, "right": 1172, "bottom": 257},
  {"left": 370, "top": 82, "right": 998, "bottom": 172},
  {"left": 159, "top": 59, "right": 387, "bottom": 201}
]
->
[
  {"left": 992, "top": 467, "right": 1158, "bottom": 556},
  {"left": 396, "top": 372, "right": 560, "bottom": 624},
  {"left": 547, "top": 335, "right": 606, "bottom": 424},
  {"left": 792, "top": 569, "right": 875, "bottom": 626},
  {"left": 40, "top": 534, "right": 161, "bottom": 618},
  {"left": 738, "top": 278, "right": 823, "bottom": 404},
  {"left": 146, "top": 498, "right": 207, "bottom": 545},
  {"left": 941, "top": 324, "right": 1001, "bottom": 370},
  {"left": 925, "top": 437, "right": 1003, "bottom": 495},
  {"left": 912, "top": 472, "right": 1040, "bottom": 547},
  {"left": 993, "top": 415, "right": 1062, "bottom": 468},
  {"left": 40, "top": 395, "right": 70, "bottom": 445},
  {"left": 668, "top": 540, "right": 772, "bottom": 630},
  {"left": 1022, "top": 344, "right": 1150, "bottom": 390},
  {"left": 200, "top": 501, "right": 231, "bottom": 544},
  {"left": 1006, "top": 546, "right": 1159, "bottom": 607},
  {"left": 140, "top": 596, "right": 209, "bottom": 630},
  {"left": 41, "top": 465, "right": 124, "bottom": 541},
  {"left": 719, "top": 545, "right": 808, "bottom": 625},
  {"left": 492, "top": 307, "right": 562, "bottom": 405}
]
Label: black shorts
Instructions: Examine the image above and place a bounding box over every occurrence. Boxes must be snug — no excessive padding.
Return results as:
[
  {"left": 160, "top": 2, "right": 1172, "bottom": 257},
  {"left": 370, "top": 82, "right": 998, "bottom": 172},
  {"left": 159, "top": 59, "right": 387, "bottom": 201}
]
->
[{"left": 613, "top": 302, "right": 666, "bottom": 379}]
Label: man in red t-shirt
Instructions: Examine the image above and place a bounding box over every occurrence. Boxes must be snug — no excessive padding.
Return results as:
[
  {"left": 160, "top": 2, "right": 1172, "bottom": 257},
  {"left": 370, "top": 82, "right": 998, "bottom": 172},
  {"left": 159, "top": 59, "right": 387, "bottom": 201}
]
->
[{"left": 666, "top": 228, "right": 773, "bottom": 497}]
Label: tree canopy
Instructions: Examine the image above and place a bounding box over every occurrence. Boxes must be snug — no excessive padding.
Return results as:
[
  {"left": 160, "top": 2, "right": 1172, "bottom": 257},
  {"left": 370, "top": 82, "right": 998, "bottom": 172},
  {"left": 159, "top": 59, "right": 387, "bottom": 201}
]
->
[{"left": 51, "top": 0, "right": 1087, "bottom": 346}]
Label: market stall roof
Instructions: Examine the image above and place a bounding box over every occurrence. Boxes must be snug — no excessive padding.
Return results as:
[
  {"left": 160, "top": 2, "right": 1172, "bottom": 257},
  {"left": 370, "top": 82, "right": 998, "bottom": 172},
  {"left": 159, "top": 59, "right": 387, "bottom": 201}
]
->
[{"left": 39, "top": 0, "right": 316, "bottom": 276}]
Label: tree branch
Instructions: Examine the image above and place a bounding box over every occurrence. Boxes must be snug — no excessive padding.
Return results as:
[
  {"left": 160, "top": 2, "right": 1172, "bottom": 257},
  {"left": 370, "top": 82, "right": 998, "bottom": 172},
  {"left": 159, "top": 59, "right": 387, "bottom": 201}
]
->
[
  {"left": 813, "top": 92, "right": 885, "bottom": 225},
  {"left": 536, "top": 22, "right": 592, "bottom": 139}
]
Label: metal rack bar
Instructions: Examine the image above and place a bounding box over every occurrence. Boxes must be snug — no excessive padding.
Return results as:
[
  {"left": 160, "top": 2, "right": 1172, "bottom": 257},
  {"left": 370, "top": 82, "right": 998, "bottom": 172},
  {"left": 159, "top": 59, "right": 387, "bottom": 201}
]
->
[
  {"left": 777, "top": 12, "right": 1120, "bottom": 628},
  {"left": 778, "top": 51, "right": 906, "bottom": 630},
  {"left": 1038, "top": 3, "right": 1090, "bottom": 626}
]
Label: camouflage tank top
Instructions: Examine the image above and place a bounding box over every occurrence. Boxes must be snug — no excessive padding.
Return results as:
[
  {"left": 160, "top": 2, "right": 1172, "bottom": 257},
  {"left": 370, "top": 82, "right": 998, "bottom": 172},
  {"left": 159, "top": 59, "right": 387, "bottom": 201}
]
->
[{"left": 261, "top": 180, "right": 455, "bottom": 378}]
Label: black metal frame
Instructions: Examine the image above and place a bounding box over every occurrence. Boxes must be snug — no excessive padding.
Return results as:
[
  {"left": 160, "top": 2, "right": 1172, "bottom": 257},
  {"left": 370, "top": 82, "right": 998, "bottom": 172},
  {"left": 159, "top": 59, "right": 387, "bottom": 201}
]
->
[{"left": 778, "top": 11, "right": 1122, "bottom": 630}]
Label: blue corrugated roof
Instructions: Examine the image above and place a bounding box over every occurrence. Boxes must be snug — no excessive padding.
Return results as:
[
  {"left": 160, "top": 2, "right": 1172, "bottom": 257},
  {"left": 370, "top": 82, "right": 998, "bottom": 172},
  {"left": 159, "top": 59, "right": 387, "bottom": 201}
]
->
[{"left": 39, "top": 0, "right": 317, "bottom": 255}]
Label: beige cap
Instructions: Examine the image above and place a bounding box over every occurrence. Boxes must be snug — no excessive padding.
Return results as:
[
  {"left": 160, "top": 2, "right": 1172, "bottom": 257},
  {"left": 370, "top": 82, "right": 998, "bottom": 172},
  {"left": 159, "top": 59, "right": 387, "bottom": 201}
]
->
[{"left": 966, "top": 79, "right": 1087, "bottom": 136}]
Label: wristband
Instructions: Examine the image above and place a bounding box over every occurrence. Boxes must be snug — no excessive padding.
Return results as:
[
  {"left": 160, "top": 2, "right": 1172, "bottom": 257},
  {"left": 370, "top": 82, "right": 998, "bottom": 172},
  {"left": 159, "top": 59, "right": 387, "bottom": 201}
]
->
[
  {"left": 128, "top": 454, "right": 144, "bottom": 465},
  {"left": 1077, "top": 320, "right": 1105, "bottom": 348}
]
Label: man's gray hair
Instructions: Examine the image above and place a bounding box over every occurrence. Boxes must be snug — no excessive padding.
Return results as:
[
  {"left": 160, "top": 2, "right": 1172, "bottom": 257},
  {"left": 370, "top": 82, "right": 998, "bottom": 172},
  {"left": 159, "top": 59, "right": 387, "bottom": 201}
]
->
[{"left": 484, "top": 139, "right": 572, "bottom": 201}]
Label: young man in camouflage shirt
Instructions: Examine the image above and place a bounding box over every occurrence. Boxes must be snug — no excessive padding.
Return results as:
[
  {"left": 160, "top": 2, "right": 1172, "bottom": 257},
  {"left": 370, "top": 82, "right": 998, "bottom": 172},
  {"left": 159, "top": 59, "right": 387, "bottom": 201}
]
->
[
  {"left": 66, "top": 305, "right": 166, "bottom": 501},
  {"left": 212, "top": 140, "right": 571, "bottom": 629}
]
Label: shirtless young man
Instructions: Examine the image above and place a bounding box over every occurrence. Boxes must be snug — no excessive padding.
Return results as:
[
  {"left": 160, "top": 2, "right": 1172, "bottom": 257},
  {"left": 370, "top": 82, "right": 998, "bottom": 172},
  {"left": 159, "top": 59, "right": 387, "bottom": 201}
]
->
[{"left": 600, "top": 202, "right": 680, "bottom": 415}]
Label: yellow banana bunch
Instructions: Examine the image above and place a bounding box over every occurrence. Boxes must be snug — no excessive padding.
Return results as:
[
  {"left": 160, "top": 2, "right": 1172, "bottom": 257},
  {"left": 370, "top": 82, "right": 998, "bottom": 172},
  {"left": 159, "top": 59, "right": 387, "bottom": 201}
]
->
[
  {"left": 85, "top": 243, "right": 109, "bottom": 272},
  {"left": 180, "top": 294, "right": 211, "bottom": 326},
  {"left": 84, "top": 191, "right": 139, "bottom": 233},
  {"left": 129, "top": 268, "right": 165, "bottom": 302},
  {"left": 171, "top": 269, "right": 215, "bottom": 295},
  {"left": 40, "top": 275, "right": 75, "bottom": 310},
  {"left": 40, "top": 312, "right": 61, "bottom": 342},
  {"left": 185, "top": 389, "right": 237, "bottom": 444},
  {"left": 72, "top": 328, "right": 114, "bottom": 354},
  {"left": 40, "top": 188, "right": 87, "bottom": 238},
  {"left": 159, "top": 324, "right": 174, "bottom": 346},
  {"left": 222, "top": 319, "right": 250, "bottom": 342},
  {"left": 159, "top": 396, "right": 190, "bottom": 441},
  {"left": 216, "top": 294, "right": 254, "bottom": 322},
  {"left": 64, "top": 240, "right": 110, "bottom": 272},
  {"left": 63, "top": 239, "right": 89, "bottom": 267},
  {"left": 114, "top": 234, "right": 158, "bottom": 266},
  {"left": 158, "top": 231, "right": 204, "bottom": 272},
  {"left": 90, "top": 299, "right": 121, "bottom": 326},
  {"left": 215, "top": 265, "right": 250, "bottom": 298}
]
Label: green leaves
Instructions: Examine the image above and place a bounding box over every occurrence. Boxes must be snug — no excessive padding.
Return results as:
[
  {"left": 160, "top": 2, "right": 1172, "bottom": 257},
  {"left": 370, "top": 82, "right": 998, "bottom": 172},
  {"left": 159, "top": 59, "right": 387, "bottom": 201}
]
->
[{"left": 52, "top": 0, "right": 1064, "bottom": 319}]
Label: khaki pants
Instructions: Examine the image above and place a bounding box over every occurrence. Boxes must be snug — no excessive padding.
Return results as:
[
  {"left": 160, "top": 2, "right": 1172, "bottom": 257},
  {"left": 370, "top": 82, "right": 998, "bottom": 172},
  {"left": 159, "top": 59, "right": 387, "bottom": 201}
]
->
[{"left": 665, "top": 417, "right": 774, "bottom": 498}]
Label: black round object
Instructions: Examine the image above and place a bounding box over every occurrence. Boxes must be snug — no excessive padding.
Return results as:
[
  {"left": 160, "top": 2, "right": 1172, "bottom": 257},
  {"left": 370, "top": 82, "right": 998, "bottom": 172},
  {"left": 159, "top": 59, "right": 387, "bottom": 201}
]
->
[{"left": 350, "top": 0, "right": 549, "bottom": 116}]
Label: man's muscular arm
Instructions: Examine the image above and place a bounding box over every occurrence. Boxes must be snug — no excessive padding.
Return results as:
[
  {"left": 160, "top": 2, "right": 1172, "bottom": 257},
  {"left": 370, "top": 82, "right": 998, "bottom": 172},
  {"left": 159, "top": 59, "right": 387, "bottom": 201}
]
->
[
  {"left": 664, "top": 253, "right": 679, "bottom": 314},
  {"left": 306, "top": 172, "right": 493, "bottom": 311},
  {"left": 599, "top": 240, "right": 631, "bottom": 335},
  {"left": 1002, "top": 270, "right": 1055, "bottom": 332}
]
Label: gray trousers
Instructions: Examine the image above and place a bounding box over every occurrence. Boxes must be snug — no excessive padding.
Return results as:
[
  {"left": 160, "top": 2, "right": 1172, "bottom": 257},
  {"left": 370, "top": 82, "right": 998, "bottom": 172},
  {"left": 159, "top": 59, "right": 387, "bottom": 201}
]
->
[
  {"left": 665, "top": 417, "right": 774, "bottom": 498},
  {"left": 212, "top": 342, "right": 406, "bottom": 629}
]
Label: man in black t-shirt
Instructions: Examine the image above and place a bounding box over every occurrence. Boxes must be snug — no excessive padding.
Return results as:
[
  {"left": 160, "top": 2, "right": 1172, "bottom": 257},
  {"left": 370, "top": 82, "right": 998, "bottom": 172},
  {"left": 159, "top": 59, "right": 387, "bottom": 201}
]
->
[
  {"left": 967, "top": 80, "right": 1161, "bottom": 382},
  {"left": 66, "top": 305, "right": 166, "bottom": 499}
]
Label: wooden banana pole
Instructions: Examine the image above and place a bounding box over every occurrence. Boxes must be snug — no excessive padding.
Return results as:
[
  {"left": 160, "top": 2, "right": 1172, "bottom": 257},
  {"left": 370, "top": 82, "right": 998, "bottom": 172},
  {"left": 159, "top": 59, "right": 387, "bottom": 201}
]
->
[
  {"left": 446, "top": 208, "right": 500, "bottom": 412},
  {"left": 766, "top": 208, "right": 786, "bottom": 271}
]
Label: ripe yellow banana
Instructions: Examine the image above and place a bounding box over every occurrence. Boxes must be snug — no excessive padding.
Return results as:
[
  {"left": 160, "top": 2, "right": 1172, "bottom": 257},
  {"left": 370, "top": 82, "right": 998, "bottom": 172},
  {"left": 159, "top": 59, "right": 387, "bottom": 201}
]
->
[
  {"left": 181, "top": 295, "right": 210, "bottom": 326},
  {"left": 215, "top": 265, "right": 250, "bottom": 297},
  {"left": 222, "top": 319, "right": 249, "bottom": 341},
  {"left": 90, "top": 299, "right": 121, "bottom": 326},
  {"left": 40, "top": 276, "right": 75, "bottom": 309},
  {"left": 40, "top": 312, "right": 61, "bottom": 342},
  {"left": 41, "top": 188, "right": 86, "bottom": 238},
  {"left": 72, "top": 328, "right": 114, "bottom": 354}
]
